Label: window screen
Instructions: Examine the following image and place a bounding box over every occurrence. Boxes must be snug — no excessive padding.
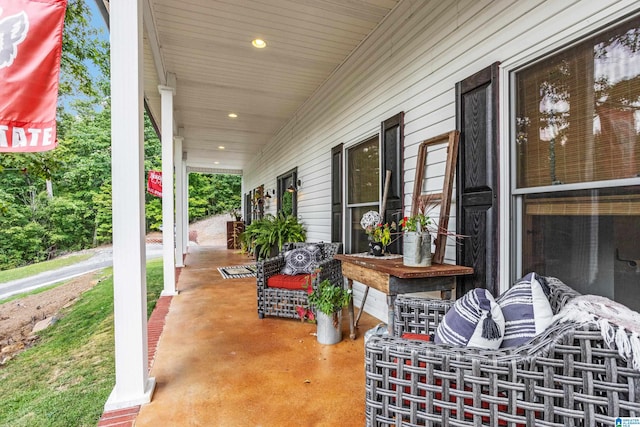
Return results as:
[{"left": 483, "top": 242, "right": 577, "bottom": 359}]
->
[{"left": 515, "top": 18, "right": 640, "bottom": 188}]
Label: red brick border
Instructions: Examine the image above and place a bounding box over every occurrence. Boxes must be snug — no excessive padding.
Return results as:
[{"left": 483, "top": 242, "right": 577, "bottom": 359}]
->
[
  {"left": 97, "top": 406, "right": 140, "bottom": 427},
  {"left": 147, "top": 296, "right": 172, "bottom": 369},
  {"left": 98, "top": 295, "right": 173, "bottom": 426}
]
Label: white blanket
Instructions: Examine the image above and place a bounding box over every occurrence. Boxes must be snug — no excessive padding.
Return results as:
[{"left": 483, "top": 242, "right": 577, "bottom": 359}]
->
[{"left": 553, "top": 294, "right": 640, "bottom": 371}]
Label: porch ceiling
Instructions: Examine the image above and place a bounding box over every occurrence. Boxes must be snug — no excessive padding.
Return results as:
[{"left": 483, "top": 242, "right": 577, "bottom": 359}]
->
[{"left": 128, "top": 0, "right": 402, "bottom": 174}]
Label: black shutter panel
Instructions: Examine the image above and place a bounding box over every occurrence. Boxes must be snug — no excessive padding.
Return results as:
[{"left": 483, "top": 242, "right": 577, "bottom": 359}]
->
[
  {"left": 331, "top": 144, "right": 343, "bottom": 245},
  {"left": 456, "top": 62, "right": 500, "bottom": 297},
  {"left": 381, "top": 112, "right": 404, "bottom": 255},
  {"left": 244, "top": 193, "right": 251, "bottom": 225}
]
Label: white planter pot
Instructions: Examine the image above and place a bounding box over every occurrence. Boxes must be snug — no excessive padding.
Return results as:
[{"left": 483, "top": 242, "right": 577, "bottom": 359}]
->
[
  {"left": 316, "top": 310, "right": 342, "bottom": 345},
  {"left": 403, "top": 232, "right": 432, "bottom": 267}
]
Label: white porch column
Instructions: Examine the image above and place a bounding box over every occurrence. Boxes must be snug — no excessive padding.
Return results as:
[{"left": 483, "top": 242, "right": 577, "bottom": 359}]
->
[
  {"left": 159, "top": 84, "right": 177, "bottom": 296},
  {"left": 174, "top": 136, "right": 185, "bottom": 267},
  {"left": 184, "top": 169, "right": 190, "bottom": 249},
  {"left": 105, "top": 0, "right": 155, "bottom": 411}
]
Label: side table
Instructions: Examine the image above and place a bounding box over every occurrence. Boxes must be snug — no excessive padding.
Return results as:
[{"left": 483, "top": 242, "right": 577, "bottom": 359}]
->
[{"left": 334, "top": 254, "right": 473, "bottom": 339}]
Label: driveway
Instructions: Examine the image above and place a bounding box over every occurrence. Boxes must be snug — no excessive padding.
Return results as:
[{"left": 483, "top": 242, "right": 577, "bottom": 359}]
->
[{"left": 0, "top": 244, "right": 164, "bottom": 300}]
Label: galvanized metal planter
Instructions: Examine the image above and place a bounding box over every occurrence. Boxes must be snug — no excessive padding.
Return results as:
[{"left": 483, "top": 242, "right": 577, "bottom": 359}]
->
[
  {"left": 402, "top": 232, "right": 432, "bottom": 267},
  {"left": 316, "top": 310, "right": 342, "bottom": 345}
]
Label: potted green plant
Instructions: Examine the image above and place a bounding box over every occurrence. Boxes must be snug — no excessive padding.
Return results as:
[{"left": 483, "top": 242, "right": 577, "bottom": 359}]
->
[
  {"left": 307, "top": 279, "right": 352, "bottom": 345},
  {"left": 360, "top": 210, "right": 396, "bottom": 256},
  {"left": 368, "top": 222, "right": 395, "bottom": 256},
  {"left": 240, "top": 212, "right": 306, "bottom": 259}
]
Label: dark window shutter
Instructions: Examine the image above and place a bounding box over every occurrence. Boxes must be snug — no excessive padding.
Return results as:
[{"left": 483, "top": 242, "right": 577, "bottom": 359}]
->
[
  {"left": 381, "top": 112, "right": 404, "bottom": 255},
  {"left": 331, "top": 144, "right": 343, "bottom": 244},
  {"left": 456, "top": 62, "right": 500, "bottom": 297},
  {"left": 244, "top": 192, "right": 251, "bottom": 225}
]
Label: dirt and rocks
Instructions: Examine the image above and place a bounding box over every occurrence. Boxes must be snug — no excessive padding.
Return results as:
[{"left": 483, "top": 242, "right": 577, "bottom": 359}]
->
[
  {"left": 0, "top": 274, "right": 101, "bottom": 364},
  {"left": 0, "top": 215, "right": 228, "bottom": 364}
]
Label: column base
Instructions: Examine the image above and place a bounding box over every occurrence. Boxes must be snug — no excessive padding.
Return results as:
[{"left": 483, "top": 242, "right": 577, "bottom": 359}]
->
[{"left": 104, "top": 377, "right": 156, "bottom": 412}]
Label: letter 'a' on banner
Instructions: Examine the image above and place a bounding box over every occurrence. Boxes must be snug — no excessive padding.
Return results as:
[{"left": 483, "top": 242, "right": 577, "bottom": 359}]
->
[
  {"left": 0, "top": 0, "right": 67, "bottom": 153},
  {"left": 147, "top": 170, "right": 162, "bottom": 197}
]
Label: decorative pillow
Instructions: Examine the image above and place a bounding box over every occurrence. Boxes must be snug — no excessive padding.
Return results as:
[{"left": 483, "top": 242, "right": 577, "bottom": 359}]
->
[
  {"left": 434, "top": 288, "right": 504, "bottom": 349},
  {"left": 497, "top": 272, "right": 553, "bottom": 348},
  {"left": 281, "top": 244, "right": 322, "bottom": 275}
]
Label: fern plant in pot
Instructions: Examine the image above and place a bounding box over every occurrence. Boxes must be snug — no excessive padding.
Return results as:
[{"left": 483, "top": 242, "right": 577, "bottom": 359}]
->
[
  {"left": 240, "top": 213, "right": 306, "bottom": 260},
  {"left": 307, "top": 279, "right": 352, "bottom": 345}
]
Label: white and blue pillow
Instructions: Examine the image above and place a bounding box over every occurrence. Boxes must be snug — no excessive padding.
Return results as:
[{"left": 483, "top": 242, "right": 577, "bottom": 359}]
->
[
  {"left": 434, "top": 288, "right": 505, "bottom": 349},
  {"left": 497, "top": 272, "right": 553, "bottom": 348}
]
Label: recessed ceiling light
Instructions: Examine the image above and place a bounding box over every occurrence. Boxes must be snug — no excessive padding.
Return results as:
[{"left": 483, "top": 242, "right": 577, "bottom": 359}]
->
[
  {"left": 214, "top": 161, "right": 220, "bottom": 165},
  {"left": 228, "top": 113, "right": 238, "bottom": 118},
  {"left": 252, "top": 38, "right": 266, "bottom": 48},
  {"left": 218, "top": 146, "right": 225, "bottom": 150}
]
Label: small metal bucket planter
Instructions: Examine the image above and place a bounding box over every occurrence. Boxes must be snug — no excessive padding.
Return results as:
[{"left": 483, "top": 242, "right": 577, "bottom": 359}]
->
[
  {"left": 403, "top": 232, "right": 432, "bottom": 267},
  {"left": 316, "top": 310, "right": 342, "bottom": 345}
]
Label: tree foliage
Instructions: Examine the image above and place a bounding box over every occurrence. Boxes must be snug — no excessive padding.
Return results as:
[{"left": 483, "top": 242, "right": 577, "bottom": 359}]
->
[
  {"left": 58, "top": 0, "right": 110, "bottom": 102},
  {"left": 187, "top": 173, "right": 241, "bottom": 221}
]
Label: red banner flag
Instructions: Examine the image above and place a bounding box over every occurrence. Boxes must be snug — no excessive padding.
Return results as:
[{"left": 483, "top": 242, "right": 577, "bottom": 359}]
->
[
  {"left": 147, "top": 170, "right": 162, "bottom": 197},
  {"left": 0, "top": 0, "right": 67, "bottom": 153}
]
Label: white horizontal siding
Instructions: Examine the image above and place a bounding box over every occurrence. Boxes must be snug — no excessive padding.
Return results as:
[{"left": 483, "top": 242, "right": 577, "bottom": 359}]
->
[{"left": 245, "top": 0, "right": 639, "bottom": 322}]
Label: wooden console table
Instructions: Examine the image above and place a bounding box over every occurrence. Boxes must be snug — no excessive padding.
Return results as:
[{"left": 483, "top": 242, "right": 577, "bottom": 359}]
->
[{"left": 334, "top": 254, "right": 473, "bottom": 339}]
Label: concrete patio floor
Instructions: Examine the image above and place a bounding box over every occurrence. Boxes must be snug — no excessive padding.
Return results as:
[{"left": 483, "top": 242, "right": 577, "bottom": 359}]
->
[{"left": 133, "top": 244, "right": 380, "bottom": 426}]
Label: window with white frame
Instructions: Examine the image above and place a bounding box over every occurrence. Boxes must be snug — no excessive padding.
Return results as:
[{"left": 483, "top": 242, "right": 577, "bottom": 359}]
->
[
  {"left": 346, "top": 136, "right": 379, "bottom": 253},
  {"left": 512, "top": 15, "right": 640, "bottom": 311}
]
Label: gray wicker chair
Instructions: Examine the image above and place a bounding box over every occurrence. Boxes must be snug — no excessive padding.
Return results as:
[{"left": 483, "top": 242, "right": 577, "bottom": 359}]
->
[
  {"left": 365, "top": 277, "right": 640, "bottom": 426},
  {"left": 257, "top": 242, "right": 343, "bottom": 320}
]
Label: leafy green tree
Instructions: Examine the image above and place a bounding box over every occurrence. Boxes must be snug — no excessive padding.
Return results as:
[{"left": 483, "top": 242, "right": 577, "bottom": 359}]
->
[
  {"left": 188, "top": 173, "right": 241, "bottom": 222},
  {"left": 59, "top": 0, "right": 110, "bottom": 103},
  {"left": 93, "top": 183, "right": 112, "bottom": 245},
  {"left": 211, "top": 174, "right": 242, "bottom": 214},
  {"left": 36, "top": 195, "right": 94, "bottom": 251},
  {"left": 0, "top": 223, "right": 48, "bottom": 269},
  {"left": 145, "top": 198, "right": 162, "bottom": 232},
  {"left": 56, "top": 108, "right": 111, "bottom": 195}
]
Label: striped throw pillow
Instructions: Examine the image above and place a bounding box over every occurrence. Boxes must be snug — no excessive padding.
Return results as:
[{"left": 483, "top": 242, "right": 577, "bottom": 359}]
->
[
  {"left": 434, "top": 288, "right": 505, "bottom": 349},
  {"left": 497, "top": 272, "right": 553, "bottom": 348}
]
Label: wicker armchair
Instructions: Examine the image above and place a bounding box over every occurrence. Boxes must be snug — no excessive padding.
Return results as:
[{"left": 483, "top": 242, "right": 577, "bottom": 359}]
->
[
  {"left": 257, "top": 242, "right": 343, "bottom": 320},
  {"left": 365, "top": 277, "right": 640, "bottom": 426}
]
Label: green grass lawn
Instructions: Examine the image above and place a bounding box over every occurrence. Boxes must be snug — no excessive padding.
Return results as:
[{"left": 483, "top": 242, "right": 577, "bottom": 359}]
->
[
  {"left": 0, "top": 258, "right": 164, "bottom": 427},
  {"left": 0, "top": 254, "right": 94, "bottom": 284}
]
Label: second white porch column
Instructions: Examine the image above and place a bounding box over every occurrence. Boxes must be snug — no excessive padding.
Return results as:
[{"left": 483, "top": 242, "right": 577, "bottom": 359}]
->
[
  {"left": 105, "top": 0, "right": 154, "bottom": 411},
  {"left": 159, "top": 84, "right": 177, "bottom": 296},
  {"left": 183, "top": 169, "right": 189, "bottom": 250},
  {"left": 174, "top": 136, "right": 185, "bottom": 267}
]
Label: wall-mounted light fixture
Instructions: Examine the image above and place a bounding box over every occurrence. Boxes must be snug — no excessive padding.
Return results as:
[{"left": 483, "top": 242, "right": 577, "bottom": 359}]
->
[
  {"left": 263, "top": 189, "right": 275, "bottom": 199},
  {"left": 287, "top": 180, "right": 301, "bottom": 193}
]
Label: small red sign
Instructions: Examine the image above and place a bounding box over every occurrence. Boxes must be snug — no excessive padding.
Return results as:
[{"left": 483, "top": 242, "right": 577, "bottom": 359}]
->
[{"left": 147, "top": 170, "right": 162, "bottom": 197}]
